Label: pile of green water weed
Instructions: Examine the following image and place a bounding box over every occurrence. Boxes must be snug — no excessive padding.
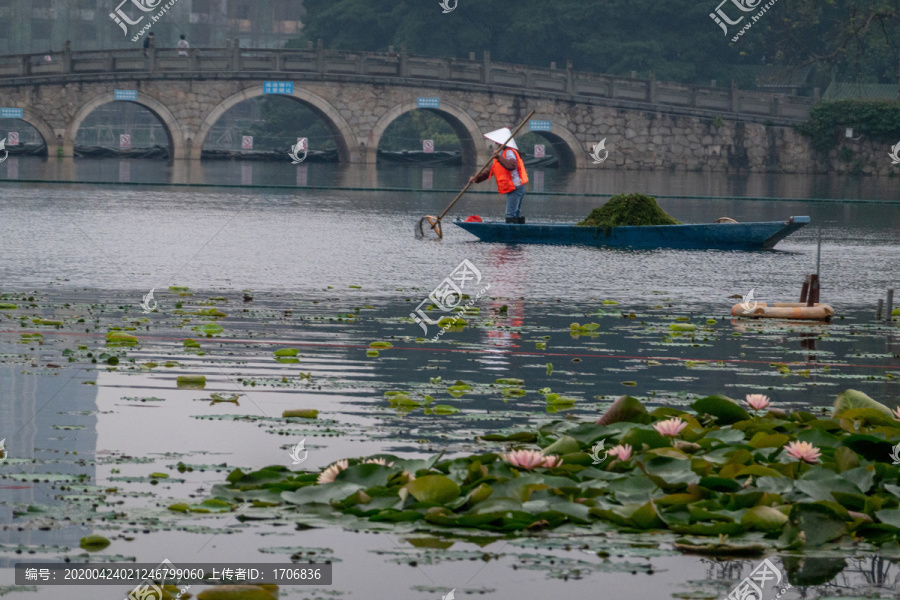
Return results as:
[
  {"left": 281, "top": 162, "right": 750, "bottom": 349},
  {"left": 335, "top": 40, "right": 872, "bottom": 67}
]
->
[{"left": 577, "top": 194, "right": 681, "bottom": 228}]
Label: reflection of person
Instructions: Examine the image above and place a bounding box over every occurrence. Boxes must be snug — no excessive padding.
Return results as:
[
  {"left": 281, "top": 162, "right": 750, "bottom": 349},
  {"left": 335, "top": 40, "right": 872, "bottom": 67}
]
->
[
  {"left": 177, "top": 34, "right": 190, "bottom": 56},
  {"left": 468, "top": 127, "right": 529, "bottom": 224},
  {"left": 143, "top": 32, "right": 154, "bottom": 57}
]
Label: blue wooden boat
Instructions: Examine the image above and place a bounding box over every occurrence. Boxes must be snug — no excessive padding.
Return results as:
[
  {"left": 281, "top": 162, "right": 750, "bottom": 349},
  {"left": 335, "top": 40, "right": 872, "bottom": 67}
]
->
[{"left": 453, "top": 216, "right": 810, "bottom": 250}]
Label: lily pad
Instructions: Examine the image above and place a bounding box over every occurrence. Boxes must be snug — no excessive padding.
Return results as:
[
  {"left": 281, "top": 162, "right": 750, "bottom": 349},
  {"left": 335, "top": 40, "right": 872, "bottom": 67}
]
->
[
  {"left": 176, "top": 375, "right": 207, "bottom": 389},
  {"left": 833, "top": 389, "right": 894, "bottom": 420},
  {"left": 193, "top": 323, "right": 224, "bottom": 337},
  {"left": 283, "top": 409, "right": 319, "bottom": 419},
  {"left": 196, "top": 585, "right": 278, "bottom": 600},
  {"left": 406, "top": 475, "right": 461, "bottom": 504},
  {"left": 79, "top": 535, "right": 111, "bottom": 552},
  {"left": 690, "top": 395, "right": 750, "bottom": 425},
  {"left": 106, "top": 332, "right": 138, "bottom": 346}
]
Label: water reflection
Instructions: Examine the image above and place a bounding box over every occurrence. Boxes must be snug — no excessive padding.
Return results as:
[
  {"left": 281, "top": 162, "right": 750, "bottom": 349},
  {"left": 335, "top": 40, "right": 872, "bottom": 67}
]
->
[
  {"left": 2, "top": 157, "right": 900, "bottom": 203},
  {"left": 0, "top": 362, "right": 98, "bottom": 566},
  {"left": 701, "top": 555, "right": 900, "bottom": 598}
]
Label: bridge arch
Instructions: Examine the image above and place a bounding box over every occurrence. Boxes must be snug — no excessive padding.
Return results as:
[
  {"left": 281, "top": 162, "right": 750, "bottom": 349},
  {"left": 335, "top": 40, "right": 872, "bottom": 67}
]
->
[
  {"left": 63, "top": 92, "right": 186, "bottom": 159},
  {"left": 526, "top": 120, "right": 586, "bottom": 169},
  {"left": 369, "top": 101, "right": 487, "bottom": 166},
  {"left": 1, "top": 109, "right": 57, "bottom": 156},
  {"left": 191, "top": 86, "right": 358, "bottom": 162}
]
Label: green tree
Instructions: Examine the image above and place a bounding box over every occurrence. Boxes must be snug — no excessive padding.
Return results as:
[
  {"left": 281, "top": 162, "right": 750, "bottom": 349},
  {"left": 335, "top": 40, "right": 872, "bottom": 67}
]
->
[
  {"left": 290, "top": 0, "right": 900, "bottom": 92},
  {"left": 247, "top": 96, "right": 336, "bottom": 150},
  {"left": 380, "top": 110, "right": 460, "bottom": 152}
]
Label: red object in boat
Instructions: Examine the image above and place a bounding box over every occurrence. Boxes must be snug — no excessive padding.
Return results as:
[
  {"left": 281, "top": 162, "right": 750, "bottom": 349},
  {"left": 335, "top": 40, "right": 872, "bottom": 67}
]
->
[{"left": 464, "top": 215, "right": 483, "bottom": 222}]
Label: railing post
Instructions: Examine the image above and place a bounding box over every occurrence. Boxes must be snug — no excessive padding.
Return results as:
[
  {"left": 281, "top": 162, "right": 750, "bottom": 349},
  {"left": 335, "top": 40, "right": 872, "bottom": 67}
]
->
[
  {"left": 399, "top": 44, "right": 408, "bottom": 77},
  {"left": 729, "top": 79, "right": 738, "bottom": 112},
  {"left": 232, "top": 38, "right": 241, "bottom": 71},
  {"left": 771, "top": 95, "right": 780, "bottom": 117},
  {"left": 566, "top": 59, "right": 574, "bottom": 94},
  {"left": 356, "top": 53, "right": 366, "bottom": 75},
  {"left": 274, "top": 49, "right": 284, "bottom": 72},
  {"left": 189, "top": 47, "right": 199, "bottom": 71},
  {"left": 647, "top": 72, "right": 656, "bottom": 103},
  {"left": 19, "top": 55, "right": 28, "bottom": 76},
  {"left": 689, "top": 85, "right": 697, "bottom": 108},
  {"left": 63, "top": 40, "right": 72, "bottom": 74},
  {"left": 316, "top": 38, "right": 324, "bottom": 73},
  {"left": 482, "top": 50, "right": 491, "bottom": 85}
]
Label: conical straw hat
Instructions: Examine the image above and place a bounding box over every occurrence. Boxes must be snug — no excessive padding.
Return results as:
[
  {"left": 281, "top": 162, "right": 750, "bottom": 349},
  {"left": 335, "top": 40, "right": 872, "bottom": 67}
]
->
[{"left": 483, "top": 127, "right": 518, "bottom": 150}]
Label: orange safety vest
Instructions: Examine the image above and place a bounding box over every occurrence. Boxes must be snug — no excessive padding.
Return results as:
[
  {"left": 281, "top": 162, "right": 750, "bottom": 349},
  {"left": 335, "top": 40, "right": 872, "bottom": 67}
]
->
[{"left": 489, "top": 148, "right": 529, "bottom": 195}]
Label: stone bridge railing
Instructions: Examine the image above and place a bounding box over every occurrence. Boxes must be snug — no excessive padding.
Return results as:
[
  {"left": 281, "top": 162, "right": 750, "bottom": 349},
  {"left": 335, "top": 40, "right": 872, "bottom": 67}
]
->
[{"left": 0, "top": 42, "right": 813, "bottom": 125}]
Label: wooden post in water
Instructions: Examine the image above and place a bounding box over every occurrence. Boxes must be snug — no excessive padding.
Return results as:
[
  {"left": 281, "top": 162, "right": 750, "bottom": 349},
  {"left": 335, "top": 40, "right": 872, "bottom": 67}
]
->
[
  {"left": 799, "top": 275, "right": 810, "bottom": 303},
  {"left": 816, "top": 226, "right": 822, "bottom": 281},
  {"left": 877, "top": 299, "right": 884, "bottom": 321},
  {"left": 807, "top": 226, "right": 822, "bottom": 306},
  {"left": 887, "top": 289, "right": 895, "bottom": 324},
  {"left": 807, "top": 275, "right": 819, "bottom": 306}
]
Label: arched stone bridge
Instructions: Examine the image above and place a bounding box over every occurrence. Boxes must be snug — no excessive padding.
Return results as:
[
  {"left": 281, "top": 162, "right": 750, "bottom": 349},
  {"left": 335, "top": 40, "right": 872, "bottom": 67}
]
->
[{"left": 0, "top": 44, "right": 815, "bottom": 170}]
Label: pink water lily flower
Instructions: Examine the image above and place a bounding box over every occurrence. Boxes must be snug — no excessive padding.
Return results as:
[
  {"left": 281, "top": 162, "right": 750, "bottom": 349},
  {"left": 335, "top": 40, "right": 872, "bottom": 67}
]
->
[
  {"left": 608, "top": 444, "right": 633, "bottom": 461},
  {"left": 784, "top": 440, "right": 821, "bottom": 464},
  {"left": 893, "top": 407, "right": 900, "bottom": 422},
  {"left": 363, "top": 458, "right": 395, "bottom": 467},
  {"left": 744, "top": 394, "right": 771, "bottom": 412},
  {"left": 502, "top": 449, "right": 562, "bottom": 469},
  {"left": 317, "top": 459, "right": 349, "bottom": 484},
  {"left": 653, "top": 417, "right": 688, "bottom": 438},
  {"left": 541, "top": 454, "right": 564, "bottom": 468}
]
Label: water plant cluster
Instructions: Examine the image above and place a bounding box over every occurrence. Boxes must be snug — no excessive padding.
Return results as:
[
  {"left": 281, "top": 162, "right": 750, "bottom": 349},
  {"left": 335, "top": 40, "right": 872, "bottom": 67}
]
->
[
  {"left": 576, "top": 194, "right": 681, "bottom": 229},
  {"left": 204, "top": 389, "right": 900, "bottom": 553}
]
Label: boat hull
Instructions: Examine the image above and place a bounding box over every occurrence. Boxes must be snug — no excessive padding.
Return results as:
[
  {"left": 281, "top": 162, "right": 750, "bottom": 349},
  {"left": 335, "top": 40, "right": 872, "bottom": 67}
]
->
[{"left": 453, "top": 216, "right": 809, "bottom": 250}]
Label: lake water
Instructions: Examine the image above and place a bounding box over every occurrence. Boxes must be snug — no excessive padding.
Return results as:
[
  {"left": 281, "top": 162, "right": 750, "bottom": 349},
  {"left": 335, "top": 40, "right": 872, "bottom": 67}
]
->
[{"left": 1, "top": 157, "right": 899, "bottom": 600}]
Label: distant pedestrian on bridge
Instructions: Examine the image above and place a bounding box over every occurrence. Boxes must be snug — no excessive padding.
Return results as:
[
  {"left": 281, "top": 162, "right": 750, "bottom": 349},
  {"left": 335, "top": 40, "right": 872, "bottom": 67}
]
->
[
  {"left": 468, "top": 127, "right": 529, "bottom": 224},
  {"left": 177, "top": 34, "right": 190, "bottom": 56},
  {"left": 143, "top": 32, "right": 154, "bottom": 57}
]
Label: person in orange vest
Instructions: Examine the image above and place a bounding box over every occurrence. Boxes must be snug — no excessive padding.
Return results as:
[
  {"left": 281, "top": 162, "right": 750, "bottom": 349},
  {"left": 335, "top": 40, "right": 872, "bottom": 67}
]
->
[{"left": 468, "top": 127, "right": 529, "bottom": 224}]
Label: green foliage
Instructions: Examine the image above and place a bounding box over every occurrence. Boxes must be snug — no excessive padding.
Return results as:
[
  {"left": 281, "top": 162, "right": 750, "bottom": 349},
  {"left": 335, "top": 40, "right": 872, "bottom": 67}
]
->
[
  {"left": 796, "top": 101, "right": 900, "bottom": 154},
  {"left": 833, "top": 389, "right": 894, "bottom": 419},
  {"left": 205, "top": 389, "right": 900, "bottom": 547},
  {"left": 577, "top": 194, "right": 681, "bottom": 228},
  {"left": 380, "top": 110, "right": 460, "bottom": 152},
  {"left": 288, "top": 0, "right": 900, "bottom": 93},
  {"left": 293, "top": 0, "right": 759, "bottom": 87},
  {"left": 246, "top": 96, "right": 336, "bottom": 151}
]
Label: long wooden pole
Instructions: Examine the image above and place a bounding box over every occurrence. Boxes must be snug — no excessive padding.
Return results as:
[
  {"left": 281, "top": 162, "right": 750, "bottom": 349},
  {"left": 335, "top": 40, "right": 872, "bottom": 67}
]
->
[{"left": 433, "top": 109, "right": 536, "bottom": 225}]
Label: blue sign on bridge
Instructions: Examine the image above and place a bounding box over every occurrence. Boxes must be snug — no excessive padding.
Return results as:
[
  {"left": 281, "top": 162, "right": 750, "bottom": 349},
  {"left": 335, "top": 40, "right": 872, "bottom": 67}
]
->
[
  {"left": 529, "top": 120, "right": 552, "bottom": 131},
  {"left": 264, "top": 81, "right": 294, "bottom": 94},
  {"left": 417, "top": 97, "right": 440, "bottom": 108},
  {"left": 1, "top": 108, "right": 24, "bottom": 118},
  {"left": 114, "top": 90, "right": 138, "bottom": 101}
]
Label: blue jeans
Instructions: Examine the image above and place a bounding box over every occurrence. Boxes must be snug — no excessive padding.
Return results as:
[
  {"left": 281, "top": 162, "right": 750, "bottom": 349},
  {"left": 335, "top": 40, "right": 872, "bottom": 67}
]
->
[{"left": 505, "top": 184, "right": 526, "bottom": 219}]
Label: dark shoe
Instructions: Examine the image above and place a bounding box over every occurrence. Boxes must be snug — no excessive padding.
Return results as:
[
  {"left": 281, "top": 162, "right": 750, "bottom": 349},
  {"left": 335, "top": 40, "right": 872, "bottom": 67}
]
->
[
  {"left": 505, "top": 217, "right": 517, "bottom": 224},
  {"left": 517, "top": 217, "right": 526, "bottom": 224}
]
